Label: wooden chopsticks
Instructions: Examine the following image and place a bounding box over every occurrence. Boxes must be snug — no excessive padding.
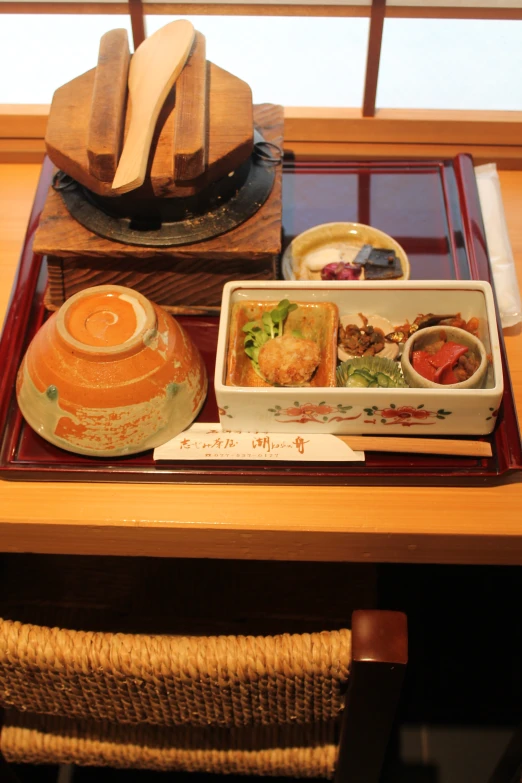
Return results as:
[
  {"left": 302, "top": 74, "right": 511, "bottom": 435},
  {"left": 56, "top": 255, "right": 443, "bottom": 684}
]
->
[{"left": 337, "top": 436, "right": 492, "bottom": 458}]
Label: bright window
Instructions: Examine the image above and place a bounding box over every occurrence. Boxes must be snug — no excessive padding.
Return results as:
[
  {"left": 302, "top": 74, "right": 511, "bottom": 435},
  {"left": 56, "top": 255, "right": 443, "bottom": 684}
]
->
[
  {"left": 146, "top": 15, "right": 370, "bottom": 107},
  {"left": 378, "top": 19, "right": 522, "bottom": 110},
  {"left": 0, "top": 15, "right": 133, "bottom": 104},
  {"left": 0, "top": 12, "right": 520, "bottom": 110}
]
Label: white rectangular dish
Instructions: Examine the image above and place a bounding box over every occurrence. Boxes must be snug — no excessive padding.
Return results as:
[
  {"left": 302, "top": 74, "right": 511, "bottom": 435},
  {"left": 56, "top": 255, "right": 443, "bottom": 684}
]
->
[{"left": 214, "top": 280, "right": 503, "bottom": 436}]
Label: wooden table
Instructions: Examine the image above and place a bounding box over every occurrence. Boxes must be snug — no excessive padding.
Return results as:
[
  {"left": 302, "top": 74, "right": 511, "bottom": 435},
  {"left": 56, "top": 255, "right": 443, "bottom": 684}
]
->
[{"left": 1, "top": 163, "right": 521, "bottom": 566}]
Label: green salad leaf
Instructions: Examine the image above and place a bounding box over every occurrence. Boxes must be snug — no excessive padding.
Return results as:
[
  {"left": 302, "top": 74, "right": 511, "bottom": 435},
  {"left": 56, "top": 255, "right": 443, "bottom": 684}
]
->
[{"left": 242, "top": 300, "right": 298, "bottom": 377}]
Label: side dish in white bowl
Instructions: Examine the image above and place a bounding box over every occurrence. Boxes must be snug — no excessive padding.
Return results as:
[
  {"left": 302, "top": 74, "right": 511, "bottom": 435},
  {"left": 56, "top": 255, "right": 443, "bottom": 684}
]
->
[
  {"left": 282, "top": 222, "right": 410, "bottom": 283},
  {"left": 401, "top": 325, "right": 488, "bottom": 390}
]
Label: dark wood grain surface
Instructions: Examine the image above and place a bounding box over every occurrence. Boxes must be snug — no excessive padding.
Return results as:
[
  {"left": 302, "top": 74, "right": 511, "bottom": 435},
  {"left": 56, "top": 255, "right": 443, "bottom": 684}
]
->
[
  {"left": 38, "top": 104, "right": 283, "bottom": 312},
  {"left": 87, "top": 28, "right": 130, "bottom": 182},
  {"left": 173, "top": 33, "right": 208, "bottom": 182},
  {"left": 45, "top": 60, "right": 254, "bottom": 199}
]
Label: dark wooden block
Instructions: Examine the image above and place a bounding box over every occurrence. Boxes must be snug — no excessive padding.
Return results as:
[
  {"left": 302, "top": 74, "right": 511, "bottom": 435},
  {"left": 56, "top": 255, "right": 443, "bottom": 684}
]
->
[
  {"left": 45, "top": 253, "right": 276, "bottom": 315},
  {"left": 45, "top": 61, "right": 254, "bottom": 199},
  {"left": 36, "top": 104, "right": 283, "bottom": 315},
  {"left": 87, "top": 28, "right": 130, "bottom": 182}
]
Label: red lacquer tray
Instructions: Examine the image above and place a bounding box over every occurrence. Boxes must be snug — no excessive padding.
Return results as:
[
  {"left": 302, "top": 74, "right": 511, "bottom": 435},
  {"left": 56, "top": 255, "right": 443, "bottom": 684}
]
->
[{"left": 1, "top": 155, "right": 521, "bottom": 485}]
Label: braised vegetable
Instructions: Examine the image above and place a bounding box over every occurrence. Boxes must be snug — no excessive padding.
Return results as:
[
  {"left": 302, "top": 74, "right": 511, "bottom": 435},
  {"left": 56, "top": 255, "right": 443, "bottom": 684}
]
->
[
  {"left": 339, "top": 313, "right": 386, "bottom": 357},
  {"left": 412, "top": 338, "right": 480, "bottom": 384},
  {"left": 319, "top": 245, "right": 403, "bottom": 281},
  {"left": 387, "top": 313, "right": 479, "bottom": 343},
  {"left": 321, "top": 262, "right": 362, "bottom": 281}
]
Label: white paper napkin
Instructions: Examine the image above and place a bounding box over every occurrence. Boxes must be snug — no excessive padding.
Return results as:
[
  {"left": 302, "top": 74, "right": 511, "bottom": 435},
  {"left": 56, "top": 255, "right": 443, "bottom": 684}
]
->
[
  {"left": 475, "top": 163, "right": 522, "bottom": 328},
  {"left": 154, "top": 423, "right": 365, "bottom": 462}
]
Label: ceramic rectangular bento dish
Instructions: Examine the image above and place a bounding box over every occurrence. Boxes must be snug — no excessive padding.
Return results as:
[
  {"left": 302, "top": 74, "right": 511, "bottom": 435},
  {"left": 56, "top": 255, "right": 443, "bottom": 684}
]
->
[{"left": 214, "top": 280, "right": 503, "bottom": 435}]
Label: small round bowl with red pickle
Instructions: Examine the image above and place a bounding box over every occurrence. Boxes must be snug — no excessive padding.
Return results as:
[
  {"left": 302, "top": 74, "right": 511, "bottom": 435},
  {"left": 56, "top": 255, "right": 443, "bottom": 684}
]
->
[
  {"left": 401, "top": 325, "right": 488, "bottom": 390},
  {"left": 282, "top": 222, "right": 410, "bottom": 283}
]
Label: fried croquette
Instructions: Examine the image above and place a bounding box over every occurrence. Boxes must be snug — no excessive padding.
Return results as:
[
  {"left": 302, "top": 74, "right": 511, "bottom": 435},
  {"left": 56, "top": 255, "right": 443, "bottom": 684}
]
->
[{"left": 258, "top": 334, "right": 320, "bottom": 386}]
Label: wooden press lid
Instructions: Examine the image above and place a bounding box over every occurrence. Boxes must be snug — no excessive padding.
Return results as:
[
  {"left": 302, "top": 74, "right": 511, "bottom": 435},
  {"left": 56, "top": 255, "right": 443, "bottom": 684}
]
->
[{"left": 45, "top": 24, "right": 254, "bottom": 199}]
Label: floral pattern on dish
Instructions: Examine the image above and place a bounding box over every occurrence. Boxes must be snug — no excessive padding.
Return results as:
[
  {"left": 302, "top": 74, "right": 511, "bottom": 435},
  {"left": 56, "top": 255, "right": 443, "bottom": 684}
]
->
[
  {"left": 363, "top": 404, "right": 452, "bottom": 426},
  {"left": 268, "top": 402, "right": 362, "bottom": 424}
]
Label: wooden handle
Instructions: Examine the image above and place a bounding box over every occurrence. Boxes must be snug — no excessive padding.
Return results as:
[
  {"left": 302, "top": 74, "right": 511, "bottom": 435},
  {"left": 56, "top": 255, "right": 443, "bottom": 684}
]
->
[
  {"left": 338, "top": 436, "right": 492, "bottom": 457},
  {"left": 87, "top": 28, "right": 130, "bottom": 182},
  {"left": 112, "top": 20, "right": 196, "bottom": 194}
]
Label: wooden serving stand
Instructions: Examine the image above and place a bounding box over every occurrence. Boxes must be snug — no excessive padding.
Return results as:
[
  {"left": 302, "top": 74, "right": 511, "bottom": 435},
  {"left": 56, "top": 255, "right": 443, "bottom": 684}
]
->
[{"left": 34, "top": 28, "right": 283, "bottom": 315}]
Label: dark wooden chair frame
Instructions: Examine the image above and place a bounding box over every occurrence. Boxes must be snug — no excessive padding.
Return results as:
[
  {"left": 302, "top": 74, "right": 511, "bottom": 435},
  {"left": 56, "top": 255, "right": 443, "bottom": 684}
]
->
[
  {"left": 335, "top": 610, "right": 408, "bottom": 783},
  {"left": 487, "top": 721, "right": 522, "bottom": 783},
  {"left": 0, "top": 609, "right": 408, "bottom": 783}
]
